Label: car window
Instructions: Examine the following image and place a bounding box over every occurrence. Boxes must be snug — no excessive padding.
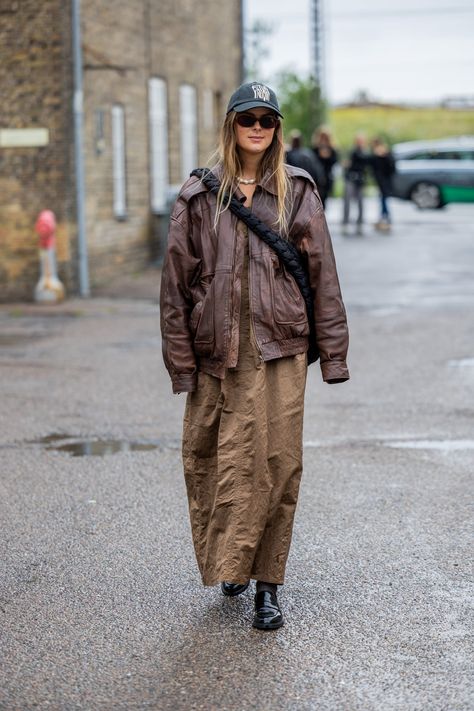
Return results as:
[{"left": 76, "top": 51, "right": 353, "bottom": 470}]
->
[
  {"left": 435, "top": 151, "right": 466, "bottom": 160},
  {"left": 436, "top": 152, "right": 457, "bottom": 159},
  {"left": 403, "top": 149, "right": 474, "bottom": 160},
  {"left": 404, "top": 152, "right": 431, "bottom": 160}
]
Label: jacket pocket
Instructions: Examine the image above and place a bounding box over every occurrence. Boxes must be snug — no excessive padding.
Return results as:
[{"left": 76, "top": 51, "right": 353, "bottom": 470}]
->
[
  {"left": 269, "top": 255, "right": 308, "bottom": 329},
  {"left": 192, "top": 274, "right": 215, "bottom": 355},
  {"left": 189, "top": 300, "right": 203, "bottom": 336}
]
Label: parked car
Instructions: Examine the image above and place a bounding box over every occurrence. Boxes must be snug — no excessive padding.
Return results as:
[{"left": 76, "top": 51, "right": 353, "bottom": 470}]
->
[{"left": 391, "top": 136, "right": 474, "bottom": 209}]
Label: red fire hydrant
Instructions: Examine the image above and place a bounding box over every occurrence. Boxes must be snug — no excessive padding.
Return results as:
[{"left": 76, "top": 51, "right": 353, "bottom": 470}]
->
[{"left": 34, "top": 210, "right": 65, "bottom": 303}]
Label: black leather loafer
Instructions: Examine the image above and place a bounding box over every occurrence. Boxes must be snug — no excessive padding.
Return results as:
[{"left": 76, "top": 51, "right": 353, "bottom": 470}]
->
[
  {"left": 252, "top": 590, "right": 284, "bottom": 630},
  {"left": 221, "top": 581, "right": 250, "bottom": 597}
]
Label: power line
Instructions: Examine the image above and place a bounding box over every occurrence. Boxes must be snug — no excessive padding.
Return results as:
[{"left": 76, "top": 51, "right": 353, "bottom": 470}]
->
[
  {"left": 246, "top": 6, "right": 474, "bottom": 23},
  {"left": 330, "top": 6, "right": 474, "bottom": 19}
]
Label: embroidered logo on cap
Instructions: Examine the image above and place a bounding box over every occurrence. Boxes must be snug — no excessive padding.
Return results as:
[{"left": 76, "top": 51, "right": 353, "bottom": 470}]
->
[{"left": 251, "top": 84, "right": 271, "bottom": 102}]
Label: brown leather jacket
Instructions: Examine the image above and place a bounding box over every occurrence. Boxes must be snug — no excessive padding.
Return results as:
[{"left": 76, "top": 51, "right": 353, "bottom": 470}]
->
[{"left": 160, "top": 164, "right": 349, "bottom": 393}]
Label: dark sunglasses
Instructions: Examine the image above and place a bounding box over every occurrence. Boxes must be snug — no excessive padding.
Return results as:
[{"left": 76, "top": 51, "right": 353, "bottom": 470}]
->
[{"left": 235, "top": 113, "right": 279, "bottom": 129}]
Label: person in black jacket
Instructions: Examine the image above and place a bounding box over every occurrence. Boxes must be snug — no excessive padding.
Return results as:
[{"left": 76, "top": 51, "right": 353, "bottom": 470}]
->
[
  {"left": 311, "top": 126, "right": 339, "bottom": 208},
  {"left": 342, "top": 134, "right": 368, "bottom": 235},
  {"left": 285, "top": 130, "right": 326, "bottom": 197},
  {"left": 368, "top": 137, "right": 396, "bottom": 231}
]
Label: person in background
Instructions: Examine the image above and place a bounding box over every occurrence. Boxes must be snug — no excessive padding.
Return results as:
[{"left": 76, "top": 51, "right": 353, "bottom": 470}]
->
[
  {"left": 342, "top": 133, "right": 368, "bottom": 236},
  {"left": 311, "top": 126, "right": 339, "bottom": 208},
  {"left": 368, "top": 137, "right": 396, "bottom": 232},
  {"left": 285, "top": 129, "right": 326, "bottom": 196}
]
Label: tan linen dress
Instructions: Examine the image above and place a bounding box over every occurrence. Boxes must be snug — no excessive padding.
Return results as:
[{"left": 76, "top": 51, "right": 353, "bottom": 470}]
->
[{"left": 182, "top": 222, "right": 307, "bottom": 586}]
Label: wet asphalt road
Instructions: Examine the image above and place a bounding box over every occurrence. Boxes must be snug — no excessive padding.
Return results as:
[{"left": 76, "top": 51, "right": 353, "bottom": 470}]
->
[{"left": 0, "top": 198, "right": 473, "bottom": 710}]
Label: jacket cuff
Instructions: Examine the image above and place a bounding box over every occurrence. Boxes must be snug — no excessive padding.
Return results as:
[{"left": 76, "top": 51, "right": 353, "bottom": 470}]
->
[
  {"left": 172, "top": 373, "right": 197, "bottom": 394},
  {"left": 321, "top": 360, "right": 350, "bottom": 384}
]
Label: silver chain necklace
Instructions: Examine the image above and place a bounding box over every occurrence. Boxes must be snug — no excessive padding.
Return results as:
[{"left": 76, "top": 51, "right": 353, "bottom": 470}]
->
[{"left": 237, "top": 176, "right": 257, "bottom": 185}]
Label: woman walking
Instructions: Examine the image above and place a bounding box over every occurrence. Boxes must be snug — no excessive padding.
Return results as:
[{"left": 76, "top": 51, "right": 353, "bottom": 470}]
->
[
  {"left": 369, "top": 137, "right": 396, "bottom": 232},
  {"left": 160, "top": 82, "right": 349, "bottom": 630},
  {"left": 311, "top": 126, "right": 339, "bottom": 208}
]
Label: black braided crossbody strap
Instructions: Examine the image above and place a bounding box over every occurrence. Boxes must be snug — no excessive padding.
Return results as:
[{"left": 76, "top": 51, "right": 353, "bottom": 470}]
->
[{"left": 190, "top": 168, "right": 319, "bottom": 364}]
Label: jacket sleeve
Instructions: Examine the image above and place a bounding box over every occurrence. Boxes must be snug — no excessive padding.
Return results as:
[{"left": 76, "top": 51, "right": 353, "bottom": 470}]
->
[
  {"left": 296, "top": 188, "right": 350, "bottom": 384},
  {"left": 160, "top": 202, "right": 201, "bottom": 394}
]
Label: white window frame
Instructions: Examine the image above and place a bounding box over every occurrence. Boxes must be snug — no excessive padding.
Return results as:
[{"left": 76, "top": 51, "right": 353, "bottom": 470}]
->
[
  {"left": 179, "top": 84, "right": 198, "bottom": 183},
  {"left": 148, "top": 78, "right": 169, "bottom": 214},
  {"left": 111, "top": 104, "right": 127, "bottom": 219}
]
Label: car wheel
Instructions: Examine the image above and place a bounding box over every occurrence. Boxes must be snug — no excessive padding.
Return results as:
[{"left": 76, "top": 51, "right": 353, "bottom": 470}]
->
[{"left": 410, "top": 182, "right": 442, "bottom": 209}]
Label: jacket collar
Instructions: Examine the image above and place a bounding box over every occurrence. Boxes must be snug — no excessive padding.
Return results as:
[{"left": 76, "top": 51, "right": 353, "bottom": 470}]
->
[
  {"left": 209, "top": 163, "right": 246, "bottom": 203},
  {"left": 258, "top": 168, "right": 278, "bottom": 196}
]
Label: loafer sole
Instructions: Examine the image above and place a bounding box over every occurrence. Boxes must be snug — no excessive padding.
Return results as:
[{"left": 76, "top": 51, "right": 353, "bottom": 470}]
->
[
  {"left": 252, "top": 617, "right": 284, "bottom": 630},
  {"left": 221, "top": 581, "right": 250, "bottom": 597}
]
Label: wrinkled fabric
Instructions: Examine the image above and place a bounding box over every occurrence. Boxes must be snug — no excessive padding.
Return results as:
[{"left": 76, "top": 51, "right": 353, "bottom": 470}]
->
[
  {"left": 182, "top": 224, "right": 307, "bottom": 586},
  {"left": 160, "top": 164, "right": 349, "bottom": 394}
]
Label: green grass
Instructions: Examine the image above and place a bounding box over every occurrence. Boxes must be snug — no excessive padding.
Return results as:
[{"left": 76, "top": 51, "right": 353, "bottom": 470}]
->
[{"left": 329, "top": 105, "right": 474, "bottom": 152}]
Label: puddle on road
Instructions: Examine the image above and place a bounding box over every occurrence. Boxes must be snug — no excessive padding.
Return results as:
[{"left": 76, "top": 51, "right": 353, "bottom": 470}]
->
[
  {"left": 448, "top": 358, "right": 474, "bottom": 368},
  {"left": 304, "top": 440, "right": 324, "bottom": 448},
  {"left": 30, "top": 434, "right": 161, "bottom": 457},
  {"left": 385, "top": 439, "right": 474, "bottom": 452},
  {"left": 54, "top": 440, "right": 159, "bottom": 456},
  {"left": 303, "top": 437, "right": 474, "bottom": 453},
  {"left": 31, "top": 434, "right": 474, "bottom": 456},
  {"left": 35, "top": 433, "right": 75, "bottom": 444}
]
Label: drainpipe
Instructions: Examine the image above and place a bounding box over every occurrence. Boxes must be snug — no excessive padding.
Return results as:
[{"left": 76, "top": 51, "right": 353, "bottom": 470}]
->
[{"left": 71, "top": 0, "right": 89, "bottom": 296}]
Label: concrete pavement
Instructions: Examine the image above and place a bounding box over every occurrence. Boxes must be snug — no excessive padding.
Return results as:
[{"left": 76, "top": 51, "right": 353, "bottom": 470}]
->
[{"left": 0, "top": 199, "right": 473, "bottom": 710}]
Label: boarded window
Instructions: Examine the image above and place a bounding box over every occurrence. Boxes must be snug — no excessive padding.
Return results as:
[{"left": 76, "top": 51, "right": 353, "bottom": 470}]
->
[
  {"left": 111, "top": 105, "right": 127, "bottom": 219},
  {"left": 149, "top": 78, "right": 169, "bottom": 213}
]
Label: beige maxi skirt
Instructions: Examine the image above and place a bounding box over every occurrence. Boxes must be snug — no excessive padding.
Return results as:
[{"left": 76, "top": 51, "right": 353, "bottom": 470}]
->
[{"left": 182, "top": 225, "right": 307, "bottom": 586}]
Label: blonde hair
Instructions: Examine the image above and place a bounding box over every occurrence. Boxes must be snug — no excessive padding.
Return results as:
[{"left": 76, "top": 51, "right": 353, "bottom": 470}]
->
[{"left": 208, "top": 111, "right": 290, "bottom": 235}]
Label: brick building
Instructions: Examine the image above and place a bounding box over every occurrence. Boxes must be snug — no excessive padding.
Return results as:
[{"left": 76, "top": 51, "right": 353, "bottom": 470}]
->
[{"left": 0, "top": 0, "right": 243, "bottom": 300}]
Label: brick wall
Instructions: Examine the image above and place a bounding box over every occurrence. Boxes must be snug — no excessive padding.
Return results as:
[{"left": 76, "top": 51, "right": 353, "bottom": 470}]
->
[
  {"left": 0, "top": 0, "right": 75, "bottom": 301},
  {"left": 0, "top": 0, "right": 243, "bottom": 300}
]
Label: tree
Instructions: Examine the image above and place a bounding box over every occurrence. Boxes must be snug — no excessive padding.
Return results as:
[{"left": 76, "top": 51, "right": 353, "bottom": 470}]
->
[{"left": 275, "top": 71, "right": 327, "bottom": 145}]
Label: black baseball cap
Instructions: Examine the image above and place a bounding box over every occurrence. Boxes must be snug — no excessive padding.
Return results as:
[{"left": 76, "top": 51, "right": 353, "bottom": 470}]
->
[{"left": 226, "top": 82, "right": 283, "bottom": 118}]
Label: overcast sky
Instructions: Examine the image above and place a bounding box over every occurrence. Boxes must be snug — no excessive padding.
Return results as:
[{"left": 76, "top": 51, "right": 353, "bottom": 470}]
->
[{"left": 244, "top": 0, "right": 474, "bottom": 105}]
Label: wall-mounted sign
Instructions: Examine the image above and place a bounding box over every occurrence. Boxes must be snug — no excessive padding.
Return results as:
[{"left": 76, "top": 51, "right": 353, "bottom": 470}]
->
[{"left": 0, "top": 128, "right": 50, "bottom": 148}]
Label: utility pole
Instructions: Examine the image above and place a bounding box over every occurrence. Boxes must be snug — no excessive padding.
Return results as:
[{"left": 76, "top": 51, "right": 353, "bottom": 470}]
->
[{"left": 311, "top": 0, "right": 325, "bottom": 98}]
